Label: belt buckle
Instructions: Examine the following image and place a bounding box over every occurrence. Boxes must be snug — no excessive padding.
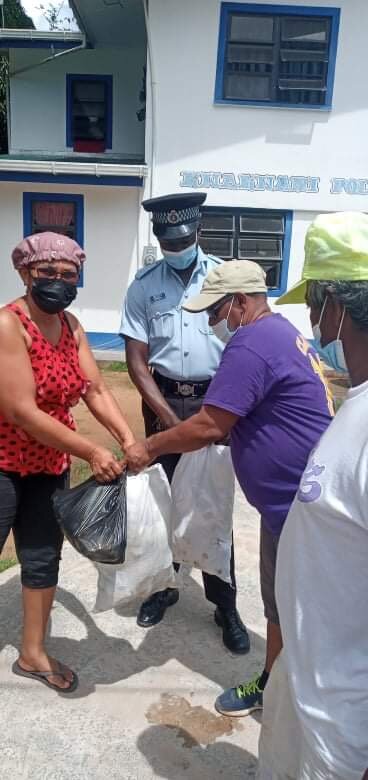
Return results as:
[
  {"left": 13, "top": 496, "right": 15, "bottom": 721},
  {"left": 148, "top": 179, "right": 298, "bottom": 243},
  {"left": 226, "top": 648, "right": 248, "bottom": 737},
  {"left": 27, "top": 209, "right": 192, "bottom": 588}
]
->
[{"left": 177, "top": 382, "right": 195, "bottom": 397}]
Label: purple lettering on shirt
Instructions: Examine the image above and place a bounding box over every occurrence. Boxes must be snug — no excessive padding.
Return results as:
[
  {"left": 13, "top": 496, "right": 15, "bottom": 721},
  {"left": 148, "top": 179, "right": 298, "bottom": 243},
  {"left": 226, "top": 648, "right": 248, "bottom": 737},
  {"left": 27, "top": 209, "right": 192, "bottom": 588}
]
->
[{"left": 298, "top": 463, "right": 325, "bottom": 503}]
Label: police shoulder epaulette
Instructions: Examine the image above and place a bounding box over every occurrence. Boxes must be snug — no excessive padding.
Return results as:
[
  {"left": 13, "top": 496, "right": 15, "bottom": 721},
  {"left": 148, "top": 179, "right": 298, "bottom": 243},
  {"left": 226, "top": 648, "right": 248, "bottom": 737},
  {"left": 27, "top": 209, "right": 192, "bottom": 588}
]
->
[
  {"left": 135, "top": 260, "right": 162, "bottom": 280},
  {"left": 206, "top": 254, "right": 223, "bottom": 265}
]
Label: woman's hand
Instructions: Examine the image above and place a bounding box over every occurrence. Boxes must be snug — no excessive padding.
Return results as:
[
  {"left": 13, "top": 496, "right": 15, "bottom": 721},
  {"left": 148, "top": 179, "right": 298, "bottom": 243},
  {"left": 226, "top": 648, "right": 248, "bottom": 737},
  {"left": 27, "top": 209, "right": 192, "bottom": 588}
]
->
[
  {"left": 124, "top": 441, "right": 153, "bottom": 474},
  {"left": 121, "top": 433, "right": 136, "bottom": 451},
  {"left": 88, "top": 446, "right": 124, "bottom": 482}
]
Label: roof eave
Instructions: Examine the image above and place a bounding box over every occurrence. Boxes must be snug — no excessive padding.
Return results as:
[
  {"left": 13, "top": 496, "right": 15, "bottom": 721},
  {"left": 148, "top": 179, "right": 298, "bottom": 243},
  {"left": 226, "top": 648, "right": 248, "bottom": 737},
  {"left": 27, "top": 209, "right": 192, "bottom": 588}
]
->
[
  {"left": 68, "top": 0, "right": 95, "bottom": 46},
  {"left": 0, "top": 158, "right": 148, "bottom": 178},
  {"left": 0, "top": 28, "right": 85, "bottom": 50}
]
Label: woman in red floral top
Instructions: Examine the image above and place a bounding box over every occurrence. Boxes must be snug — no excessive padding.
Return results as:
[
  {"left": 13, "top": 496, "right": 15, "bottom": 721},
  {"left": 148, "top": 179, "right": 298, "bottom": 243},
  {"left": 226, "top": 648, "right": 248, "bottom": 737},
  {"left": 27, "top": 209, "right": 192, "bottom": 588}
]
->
[{"left": 0, "top": 232, "right": 134, "bottom": 693}]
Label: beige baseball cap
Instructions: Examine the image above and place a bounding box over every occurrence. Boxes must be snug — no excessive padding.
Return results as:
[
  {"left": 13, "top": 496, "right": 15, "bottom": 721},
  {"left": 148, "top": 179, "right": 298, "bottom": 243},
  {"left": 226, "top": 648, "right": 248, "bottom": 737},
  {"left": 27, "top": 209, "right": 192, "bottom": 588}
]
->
[{"left": 183, "top": 259, "right": 267, "bottom": 313}]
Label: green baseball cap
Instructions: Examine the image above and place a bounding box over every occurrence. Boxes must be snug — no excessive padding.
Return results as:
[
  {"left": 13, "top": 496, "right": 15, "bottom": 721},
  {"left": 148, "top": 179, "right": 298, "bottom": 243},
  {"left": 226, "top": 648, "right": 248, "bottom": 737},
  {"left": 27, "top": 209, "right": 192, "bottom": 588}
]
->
[
  {"left": 183, "top": 259, "right": 267, "bottom": 312},
  {"left": 276, "top": 211, "right": 368, "bottom": 306}
]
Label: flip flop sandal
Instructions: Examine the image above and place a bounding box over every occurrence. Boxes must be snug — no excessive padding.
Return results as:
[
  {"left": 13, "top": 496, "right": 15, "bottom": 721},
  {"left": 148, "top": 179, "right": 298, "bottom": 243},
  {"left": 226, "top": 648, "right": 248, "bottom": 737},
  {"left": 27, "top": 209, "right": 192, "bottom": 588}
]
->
[{"left": 12, "top": 659, "right": 79, "bottom": 694}]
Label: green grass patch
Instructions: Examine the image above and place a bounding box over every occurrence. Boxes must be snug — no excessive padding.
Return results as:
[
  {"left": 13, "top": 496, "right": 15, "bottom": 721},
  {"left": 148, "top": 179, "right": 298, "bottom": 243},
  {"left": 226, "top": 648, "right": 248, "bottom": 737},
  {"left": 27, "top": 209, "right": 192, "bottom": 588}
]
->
[
  {"left": 101, "top": 361, "right": 128, "bottom": 373},
  {"left": 0, "top": 558, "right": 17, "bottom": 574},
  {"left": 71, "top": 459, "right": 92, "bottom": 487}
]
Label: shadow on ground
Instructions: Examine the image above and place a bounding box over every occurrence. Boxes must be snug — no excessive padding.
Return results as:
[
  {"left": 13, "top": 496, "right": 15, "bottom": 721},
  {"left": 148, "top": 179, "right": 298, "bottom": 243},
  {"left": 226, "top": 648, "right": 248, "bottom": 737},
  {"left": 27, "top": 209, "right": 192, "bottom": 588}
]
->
[
  {"left": 137, "top": 724, "right": 258, "bottom": 779},
  {"left": 0, "top": 572, "right": 265, "bottom": 699}
]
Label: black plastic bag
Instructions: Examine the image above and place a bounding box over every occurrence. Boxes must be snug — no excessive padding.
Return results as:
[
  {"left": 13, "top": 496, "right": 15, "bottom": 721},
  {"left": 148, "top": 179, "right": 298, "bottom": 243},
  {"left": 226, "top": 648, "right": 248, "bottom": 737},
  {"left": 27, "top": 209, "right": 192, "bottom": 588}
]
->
[{"left": 53, "top": 472, "right": 127, "bottom": 564}]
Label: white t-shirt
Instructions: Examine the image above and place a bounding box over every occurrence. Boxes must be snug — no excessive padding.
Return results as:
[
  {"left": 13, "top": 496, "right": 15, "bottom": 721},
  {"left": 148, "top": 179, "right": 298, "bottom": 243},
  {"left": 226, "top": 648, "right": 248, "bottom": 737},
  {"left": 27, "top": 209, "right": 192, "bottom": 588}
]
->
[{"left": 276, "top": 379, "right": 368, "bottom": 780}]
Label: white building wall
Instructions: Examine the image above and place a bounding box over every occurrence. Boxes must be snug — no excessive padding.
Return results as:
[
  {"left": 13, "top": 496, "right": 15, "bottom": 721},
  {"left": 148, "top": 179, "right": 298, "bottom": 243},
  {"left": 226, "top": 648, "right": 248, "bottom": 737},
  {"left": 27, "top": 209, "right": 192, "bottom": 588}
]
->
[
  {"left": 0, "top": 182, "right": 139, "bottom": 333},
  {"left": 148, "top": 0, "right": 368, "bottom": 210},
  {"left": 273, "top": 211, "right": 318, "bottom": 335},
  {"left": 4, "top": 0, "right": 367, "bottom": 338},
  {"left": 145, "top": 0, "right": 368, "bottom": 333},
  {"left": 9, "top": 45, "right": 146, "bottom": 158}
]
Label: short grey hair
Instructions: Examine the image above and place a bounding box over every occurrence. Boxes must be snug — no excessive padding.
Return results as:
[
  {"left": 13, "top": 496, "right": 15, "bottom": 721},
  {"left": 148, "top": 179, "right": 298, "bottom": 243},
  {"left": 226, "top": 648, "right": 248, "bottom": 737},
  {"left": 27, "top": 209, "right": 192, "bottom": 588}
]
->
[{"left": 306, "top": 279, "right": 368, "bottom": 331}]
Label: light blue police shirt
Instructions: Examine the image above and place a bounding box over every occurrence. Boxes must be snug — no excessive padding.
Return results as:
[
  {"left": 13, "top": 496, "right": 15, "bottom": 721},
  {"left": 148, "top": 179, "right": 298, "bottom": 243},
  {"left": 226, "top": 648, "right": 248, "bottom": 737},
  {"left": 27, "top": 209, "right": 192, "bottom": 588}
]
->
[{"left": 120, "top": 247, "right": 224, "bottom": 381}]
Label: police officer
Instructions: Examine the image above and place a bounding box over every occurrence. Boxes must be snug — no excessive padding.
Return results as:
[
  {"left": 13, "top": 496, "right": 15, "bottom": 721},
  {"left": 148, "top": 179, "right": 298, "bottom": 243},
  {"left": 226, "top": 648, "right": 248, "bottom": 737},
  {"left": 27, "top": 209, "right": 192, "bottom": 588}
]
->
[{"left": 120, "top": 192, "right": 249, "bottom": 654}]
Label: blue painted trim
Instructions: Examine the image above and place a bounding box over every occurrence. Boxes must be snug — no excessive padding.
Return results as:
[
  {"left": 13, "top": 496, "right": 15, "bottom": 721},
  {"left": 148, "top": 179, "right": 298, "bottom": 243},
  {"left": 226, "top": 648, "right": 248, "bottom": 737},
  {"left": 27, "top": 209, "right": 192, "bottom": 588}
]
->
[
  {"left": 217, "top": 3, "right": 340, "bottom": 15},
  {"left": 215, "top": 3, "right": 340, "bottom": 111},
  {"left": 23, "top": 191, "right": 84, "bottom": 247},
  {"left": 325, "top": 8, "right": 340, "bottom": 109},
  {"left": 86, "top": 332, "right": 125, "bottom": 350},
  {"left": 66, "top": 73, "right": 113, "bottom": 150},
  {"left": 0, "top": 172, "right": 143, "bottom": 187},
  {"left": 201, "top": 205, "right": 293, "bottom": 297},
  {"left": 23, "top": 192, "right": 85, "bottom": 287},
  {"left": 268, "top": 210, "right": 293, "bottom": 298},
  {"left": 215, "top": 3, "right": 229, "bottom": 105},
  {"left": 214, "top": 98, "right": 332, "bottom": 111},
  {"left": 1, "top": 38, "right": 85, "bottom": 50},
  {"left": 66, "top": 75, "right": 73, "bottom": 149}
]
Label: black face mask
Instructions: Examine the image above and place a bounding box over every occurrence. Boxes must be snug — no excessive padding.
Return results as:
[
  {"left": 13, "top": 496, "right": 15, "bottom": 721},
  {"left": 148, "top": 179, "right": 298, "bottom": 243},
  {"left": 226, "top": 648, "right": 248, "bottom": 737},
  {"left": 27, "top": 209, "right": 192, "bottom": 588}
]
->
[{"left": 30, "top": 278, "right": 77, "bottom": 314}]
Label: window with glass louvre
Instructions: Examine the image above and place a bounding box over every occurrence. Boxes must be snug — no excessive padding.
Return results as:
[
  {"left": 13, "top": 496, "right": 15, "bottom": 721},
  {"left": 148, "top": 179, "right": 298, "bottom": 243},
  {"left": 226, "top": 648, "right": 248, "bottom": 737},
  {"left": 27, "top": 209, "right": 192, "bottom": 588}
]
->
[
  {"left": 199, "top": 207, "right": 292, "bottom": 296},
  {"left": 215, "top": 4, "right": 340, "bottom": 109}
]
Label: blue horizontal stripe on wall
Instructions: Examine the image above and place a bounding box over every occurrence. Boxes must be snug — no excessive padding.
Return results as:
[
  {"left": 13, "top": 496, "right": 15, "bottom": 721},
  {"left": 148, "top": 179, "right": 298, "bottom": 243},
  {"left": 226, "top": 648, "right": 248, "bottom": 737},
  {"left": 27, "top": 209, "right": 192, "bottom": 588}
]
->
[
  {"left": 0, "top": 172, "right": 144, "bottom": 187},
  {"left": 87, "top": 332, "right": 124, "bottom": 351}
]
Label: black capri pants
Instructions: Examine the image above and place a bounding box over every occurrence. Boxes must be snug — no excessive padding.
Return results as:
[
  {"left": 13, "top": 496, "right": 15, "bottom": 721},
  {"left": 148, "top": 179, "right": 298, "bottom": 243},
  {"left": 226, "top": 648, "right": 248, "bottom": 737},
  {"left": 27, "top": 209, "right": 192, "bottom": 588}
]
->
[{"left": 0, "top": 470, "right": 68, "bottom": 589}]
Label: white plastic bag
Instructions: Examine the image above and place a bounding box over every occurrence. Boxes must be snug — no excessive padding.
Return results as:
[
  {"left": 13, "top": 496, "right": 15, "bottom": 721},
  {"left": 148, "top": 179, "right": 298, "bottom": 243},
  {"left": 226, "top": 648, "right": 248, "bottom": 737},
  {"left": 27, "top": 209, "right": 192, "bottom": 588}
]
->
[
  {"left": 171, "top": 445, "right": 235, "bottom": 584},
  {"left": 94, "top": 464, "right": 176, "bottom": 611}
]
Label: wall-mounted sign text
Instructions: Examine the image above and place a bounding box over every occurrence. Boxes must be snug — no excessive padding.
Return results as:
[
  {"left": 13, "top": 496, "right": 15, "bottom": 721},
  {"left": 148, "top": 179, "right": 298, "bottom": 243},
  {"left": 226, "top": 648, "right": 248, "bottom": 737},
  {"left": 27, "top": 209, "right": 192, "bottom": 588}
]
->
[{"left": 180, "top": 171, "right": 368, "bottom": 196}]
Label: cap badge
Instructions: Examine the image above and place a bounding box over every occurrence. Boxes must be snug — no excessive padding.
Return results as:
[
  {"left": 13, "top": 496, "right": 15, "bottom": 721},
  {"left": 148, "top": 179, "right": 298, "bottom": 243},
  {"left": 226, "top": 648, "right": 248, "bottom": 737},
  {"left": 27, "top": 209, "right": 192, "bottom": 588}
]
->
[{"left": 167, "top": 209, "right": 180, "bottom": 224}]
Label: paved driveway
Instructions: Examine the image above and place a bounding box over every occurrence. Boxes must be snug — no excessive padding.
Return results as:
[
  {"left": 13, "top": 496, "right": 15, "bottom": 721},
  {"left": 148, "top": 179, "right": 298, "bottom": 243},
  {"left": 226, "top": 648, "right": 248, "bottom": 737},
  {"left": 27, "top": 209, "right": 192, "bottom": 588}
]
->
[{"left": 0, "top": 488, "right": 264, "bottom": 779}]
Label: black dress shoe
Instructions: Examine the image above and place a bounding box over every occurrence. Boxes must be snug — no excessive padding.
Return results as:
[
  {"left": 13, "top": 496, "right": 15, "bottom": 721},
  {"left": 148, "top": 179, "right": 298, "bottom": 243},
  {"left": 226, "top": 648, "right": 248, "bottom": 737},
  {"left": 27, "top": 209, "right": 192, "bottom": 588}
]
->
[
  {"left": 137, "top": 588, "right": 179, "bottom": 628},
  {"left": 214, "top": 607, "right": 250, "bottom": 654}
]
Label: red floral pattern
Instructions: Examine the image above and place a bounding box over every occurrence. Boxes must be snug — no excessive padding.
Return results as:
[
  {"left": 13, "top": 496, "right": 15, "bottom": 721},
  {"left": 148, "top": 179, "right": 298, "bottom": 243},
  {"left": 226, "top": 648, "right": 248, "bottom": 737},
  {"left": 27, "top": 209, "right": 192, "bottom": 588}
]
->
[{"left": 0, "top": 304, "right": 90, "bottom": 476}]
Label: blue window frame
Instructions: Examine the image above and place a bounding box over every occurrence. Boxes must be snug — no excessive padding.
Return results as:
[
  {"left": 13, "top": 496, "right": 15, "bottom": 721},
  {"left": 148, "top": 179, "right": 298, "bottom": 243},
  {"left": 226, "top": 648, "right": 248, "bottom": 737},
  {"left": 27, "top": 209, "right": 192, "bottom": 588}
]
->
[
  {"left": 23, "top": 192, "right": 85, "bottom": 287},
  {"left": 215, "top": 3, "right": 340, "bottom": 110},
  {"left": 199, "top": 206, "right": 292, "bottom": 297},
  {"left": 66, "top": 74, "right": 113, "bottom": 150}
]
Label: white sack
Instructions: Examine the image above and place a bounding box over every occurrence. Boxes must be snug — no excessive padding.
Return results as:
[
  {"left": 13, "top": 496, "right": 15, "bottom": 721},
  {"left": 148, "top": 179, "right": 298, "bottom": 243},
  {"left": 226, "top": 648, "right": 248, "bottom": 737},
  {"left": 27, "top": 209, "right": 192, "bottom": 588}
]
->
[
  {"left": 94, "top": 464, "right": 176, "bottom": 611},
  {"left": 171, "top": 445, "right": 235, "bottom": 584}
]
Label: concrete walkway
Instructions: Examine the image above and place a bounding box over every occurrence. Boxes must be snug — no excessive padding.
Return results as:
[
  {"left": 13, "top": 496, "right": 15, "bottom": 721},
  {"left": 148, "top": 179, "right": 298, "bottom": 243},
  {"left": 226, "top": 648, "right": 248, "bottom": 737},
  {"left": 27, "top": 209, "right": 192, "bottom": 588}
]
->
[{"left": 0, "top": 489, "right": 265, "bottom": 779}]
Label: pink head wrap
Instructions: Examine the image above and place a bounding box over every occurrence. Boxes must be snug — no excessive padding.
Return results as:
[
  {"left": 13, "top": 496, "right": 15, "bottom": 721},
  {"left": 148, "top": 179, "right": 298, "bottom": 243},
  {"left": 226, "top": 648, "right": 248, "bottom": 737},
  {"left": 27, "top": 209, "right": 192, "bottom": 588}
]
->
[{"left": 12, "top": 232, "right": 86, "bottom": 270}]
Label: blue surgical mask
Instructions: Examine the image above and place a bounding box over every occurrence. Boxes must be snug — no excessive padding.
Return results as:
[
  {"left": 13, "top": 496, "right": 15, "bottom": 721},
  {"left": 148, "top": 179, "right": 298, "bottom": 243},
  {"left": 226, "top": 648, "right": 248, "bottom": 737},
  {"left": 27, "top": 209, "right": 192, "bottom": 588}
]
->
[
  {"left": 312, "top": 302, "right": 348, "bottom": 373},
  {"left": 161, "top": 242, "right": 197, "bottom": 270}
]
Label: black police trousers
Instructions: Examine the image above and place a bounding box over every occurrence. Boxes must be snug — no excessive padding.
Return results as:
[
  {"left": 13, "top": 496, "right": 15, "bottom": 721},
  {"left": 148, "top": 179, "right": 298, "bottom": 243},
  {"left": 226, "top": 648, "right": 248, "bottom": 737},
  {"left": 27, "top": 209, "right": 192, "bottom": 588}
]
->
[{"left": 142, "top": 391, "right": 236, "bottom": 611}]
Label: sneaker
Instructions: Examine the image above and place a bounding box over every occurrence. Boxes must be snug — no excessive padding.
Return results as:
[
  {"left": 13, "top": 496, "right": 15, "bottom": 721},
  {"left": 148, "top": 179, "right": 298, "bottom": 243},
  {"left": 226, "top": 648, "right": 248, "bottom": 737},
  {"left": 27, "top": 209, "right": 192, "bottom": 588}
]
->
[{"left": 215, "top": 675, "right": 264, "bottom": 717}]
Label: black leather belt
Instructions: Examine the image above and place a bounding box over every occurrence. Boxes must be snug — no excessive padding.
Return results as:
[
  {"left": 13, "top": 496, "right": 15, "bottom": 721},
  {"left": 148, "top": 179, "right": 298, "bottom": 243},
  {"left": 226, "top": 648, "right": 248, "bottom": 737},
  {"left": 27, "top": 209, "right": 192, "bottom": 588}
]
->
[{"left": 154, "top": 371, "right": 211, "bottom": 398}]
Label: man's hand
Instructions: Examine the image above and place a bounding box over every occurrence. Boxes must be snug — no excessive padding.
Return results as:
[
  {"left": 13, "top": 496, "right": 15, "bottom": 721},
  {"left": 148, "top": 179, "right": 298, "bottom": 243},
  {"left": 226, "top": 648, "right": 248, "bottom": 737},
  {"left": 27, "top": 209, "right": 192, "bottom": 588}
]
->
[
  {"left": 125, "top": 405, "right": 239, "bottom": 471},
  {"left": 159, "top": 410, "right": 181, "bottom": 431},
  {"left": 125, "top": 441, "right": 154, "bottom": 474}
]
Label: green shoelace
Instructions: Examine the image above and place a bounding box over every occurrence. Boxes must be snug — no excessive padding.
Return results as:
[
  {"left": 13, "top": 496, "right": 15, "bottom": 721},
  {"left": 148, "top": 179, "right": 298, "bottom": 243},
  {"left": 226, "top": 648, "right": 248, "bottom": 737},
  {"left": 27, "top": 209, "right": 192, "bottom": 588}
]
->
[{"left": 236, "top": 676, "right": 262, "bottom": 699}]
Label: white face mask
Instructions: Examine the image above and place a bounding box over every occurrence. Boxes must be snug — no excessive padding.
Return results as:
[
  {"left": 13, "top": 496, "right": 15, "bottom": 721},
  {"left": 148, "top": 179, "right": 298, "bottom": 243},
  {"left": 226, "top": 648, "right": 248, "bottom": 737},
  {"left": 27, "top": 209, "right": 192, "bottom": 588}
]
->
[{"left": 212, "top": 297, "right": 243, "bottom": 344}]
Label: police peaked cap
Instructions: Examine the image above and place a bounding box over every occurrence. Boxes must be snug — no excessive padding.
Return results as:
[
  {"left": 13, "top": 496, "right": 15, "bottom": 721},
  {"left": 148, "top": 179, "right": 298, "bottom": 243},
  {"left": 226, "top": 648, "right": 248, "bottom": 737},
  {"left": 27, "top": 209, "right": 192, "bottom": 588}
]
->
[{"left": 142, "top": 192, "right": 207, "bottom": 239}]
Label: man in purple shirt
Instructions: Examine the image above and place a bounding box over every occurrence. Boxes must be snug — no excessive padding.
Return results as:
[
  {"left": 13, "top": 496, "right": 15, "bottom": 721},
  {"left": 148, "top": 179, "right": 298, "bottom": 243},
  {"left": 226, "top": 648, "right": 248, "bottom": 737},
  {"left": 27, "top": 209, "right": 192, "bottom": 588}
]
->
[{"left": 125, "top": 260, "right": 332, "bottom": 717}]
